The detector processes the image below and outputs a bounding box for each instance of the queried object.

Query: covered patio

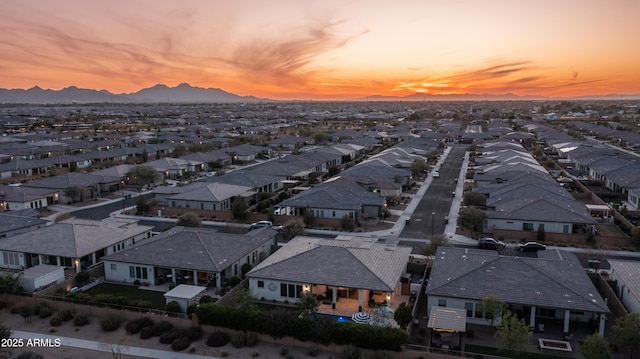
[427,307,466,353]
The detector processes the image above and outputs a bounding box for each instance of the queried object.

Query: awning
[427,307,466,333]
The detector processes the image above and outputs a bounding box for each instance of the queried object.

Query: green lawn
[465,344,573,359]
[84,283,166,309]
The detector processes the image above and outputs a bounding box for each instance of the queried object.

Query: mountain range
[0,83,264,104]
[0,83,638,103]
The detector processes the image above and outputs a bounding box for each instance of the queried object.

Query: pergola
[427,307,466,351]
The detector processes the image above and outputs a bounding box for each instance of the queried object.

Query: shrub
[126,317,154,335]
[100,316,122,332]
[231,331,246,348]
[39,307,52,319]
[199,295,213,304]
[341,346,362,359]
[245,331,257,347]
[14,351,44,359]
[165,300,181,313]
[308,346,319,357]
[136,300,153,309]
[185,326,203,341]
[139,326,156,340]
[171,337,191,351]
[251,350,260,357]
[155,320,174,334]
[73,313,90,327]
[61,309,74,322]
[49,313,63,327]
[207,331,230,347]
[125,322,140,335]
[160,328,186,344]
[280,345,290,356]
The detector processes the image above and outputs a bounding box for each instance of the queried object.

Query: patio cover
[163,284,206,300]
[427,307,466,333]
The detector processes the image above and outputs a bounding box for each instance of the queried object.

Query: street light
[431,212,435,236]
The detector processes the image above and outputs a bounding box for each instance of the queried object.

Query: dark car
[478,237,505,250]
[517,242,547,252]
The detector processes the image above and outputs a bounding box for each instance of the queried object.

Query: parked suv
[478,237,505,250]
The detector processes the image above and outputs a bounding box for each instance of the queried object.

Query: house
[0,185,58,210]
[0,217,153,272]
[166,182,255,211]
[608,260,640,314]
[22,172,122,202]
[0,159,52,179]
[0,212,48,238]
[247,236,412,312]
[426,247,610,335]
[102,226,276,289]
[277,177,386,222]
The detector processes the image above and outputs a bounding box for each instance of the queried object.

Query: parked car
[517,241,547,252]
[432,171,440,178]
[250,220,282,231]
[478,237,505,250]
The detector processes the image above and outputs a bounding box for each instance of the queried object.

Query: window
[523,222,534,231]
[438,299,446,307]
[257,281,264,288]
[465,302,474,317]
[2,252,20,266]
[536,308,556,318]
[110,263,116,271]
[280,283,303,298]
[129,265,148,280]
[563,225,570,234]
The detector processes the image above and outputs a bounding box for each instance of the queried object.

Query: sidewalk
[12,330,221,359]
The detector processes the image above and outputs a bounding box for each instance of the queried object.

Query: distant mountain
[127,83,263,103]
[0,83,266,104]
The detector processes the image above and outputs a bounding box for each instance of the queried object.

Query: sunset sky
[1,0,639,100]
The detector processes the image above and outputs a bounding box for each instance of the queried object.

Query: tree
[63,185,82,203]
[479,296,507,327]
[456,207,486,234]
[176,213,202,227]
[295,291,320,317]
[393,302,413,330]
[612,312,640,359]
[231,197,248,220]
[208,160,222,171]
[536,225,546,242]
[463,191,486,207]
[126,165,158,187]
[69,161,78,172]
[327,166,340,177]
[231,288,257,313]
[410,159,428,178]
[420,234,449,256]
[135,195,150,215]
[280,221,306,241]
[0,319,11,340]
[0,272,22,294]
[581,334,610,359]
[494,310,531,355]
[303,206,314,226]
[240,263,252,279]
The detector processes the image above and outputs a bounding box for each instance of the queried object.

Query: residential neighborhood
[1,100,640,358]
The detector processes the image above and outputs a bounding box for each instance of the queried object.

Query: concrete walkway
[12,330,221,359]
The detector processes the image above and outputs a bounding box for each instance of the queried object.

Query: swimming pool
[313,313,354,323]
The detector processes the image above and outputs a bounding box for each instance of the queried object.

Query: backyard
[83,283,167,309]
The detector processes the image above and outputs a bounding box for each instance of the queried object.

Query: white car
[250,220,282,231]
[432,171,440,178]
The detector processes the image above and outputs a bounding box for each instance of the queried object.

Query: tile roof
[426,247,609,313]
[247,236,412,292]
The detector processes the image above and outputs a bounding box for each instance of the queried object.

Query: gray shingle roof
[247,236,411,292]
[103,226,276,272]
[426,247,609,313]
[0,218,152,258]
